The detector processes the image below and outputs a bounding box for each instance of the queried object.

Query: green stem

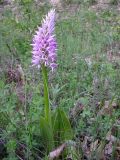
[41,65,54,151]
[42,64,51,122]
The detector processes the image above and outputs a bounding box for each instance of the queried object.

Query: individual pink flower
[31,9,57,71]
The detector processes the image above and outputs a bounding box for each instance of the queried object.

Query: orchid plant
[31,9,73,154]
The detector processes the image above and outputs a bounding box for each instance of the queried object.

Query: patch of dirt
[89,0,120,12]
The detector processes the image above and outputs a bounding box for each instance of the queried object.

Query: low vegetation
[0,0,120,159]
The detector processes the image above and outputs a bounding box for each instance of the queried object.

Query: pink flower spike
[31,9,57,71]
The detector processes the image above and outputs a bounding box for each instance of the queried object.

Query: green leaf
[40,117,54,152]
[52,108,73,146]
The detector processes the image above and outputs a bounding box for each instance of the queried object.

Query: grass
[0,0,120,159]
